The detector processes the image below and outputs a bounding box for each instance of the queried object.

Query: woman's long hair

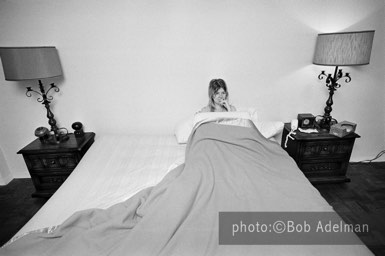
[208,79,228,112]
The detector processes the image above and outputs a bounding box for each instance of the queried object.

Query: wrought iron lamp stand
[26,80,68,143]
[317,66,351,131]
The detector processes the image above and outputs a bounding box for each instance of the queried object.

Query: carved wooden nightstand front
[18,132,95,197]
[281,123,359,184]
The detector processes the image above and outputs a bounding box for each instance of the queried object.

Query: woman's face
[213,88,227,105]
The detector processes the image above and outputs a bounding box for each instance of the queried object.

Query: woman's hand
[220,99,230,111]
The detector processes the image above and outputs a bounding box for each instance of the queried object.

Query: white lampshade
[0,46,62,81]
[313,30,375,66]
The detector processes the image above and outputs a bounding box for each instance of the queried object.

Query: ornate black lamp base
[317,66,351,132]
[39,133,69,145]
[27,79,68,144]
[35,126,69,144]
[47,133,69,144]
[316,116,338,132]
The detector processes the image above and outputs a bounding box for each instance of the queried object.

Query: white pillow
[255,121,284,139]
[236,107,282,139]
[236,107,258,123]
[174,116,194,144]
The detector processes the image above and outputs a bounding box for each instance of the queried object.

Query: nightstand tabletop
[18,132,96,154]
[283,123,360,140]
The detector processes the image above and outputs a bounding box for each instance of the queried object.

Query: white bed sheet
[16,134,186,236]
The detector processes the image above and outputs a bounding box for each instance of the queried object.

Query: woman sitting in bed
[199,78,236,112]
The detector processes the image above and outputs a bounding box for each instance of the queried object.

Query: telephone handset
[284,119,298,148]
[290,119,298,131]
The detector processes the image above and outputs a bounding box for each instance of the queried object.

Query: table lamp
[313,30,375,130]
[0,46,68,143]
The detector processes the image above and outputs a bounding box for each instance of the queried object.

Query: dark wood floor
[314,162,385,256]
[0,178,47,247]
[0,162,384,255]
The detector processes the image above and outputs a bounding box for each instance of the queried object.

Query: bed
[1,112,373,256]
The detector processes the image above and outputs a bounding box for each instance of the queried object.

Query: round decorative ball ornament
[71,122,83,131]
[34,127,50,138]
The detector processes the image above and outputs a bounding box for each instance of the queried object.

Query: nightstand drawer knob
[42,158,58,168]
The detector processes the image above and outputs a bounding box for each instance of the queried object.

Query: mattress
[16,134,186,236]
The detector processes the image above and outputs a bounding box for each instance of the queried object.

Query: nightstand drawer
[301,140,354,159]
[299,160,347,174]
[32,173,69,190]
[298,160,350,184]
[24,153,79,170]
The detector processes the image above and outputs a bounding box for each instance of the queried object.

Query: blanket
[1,122,372,255]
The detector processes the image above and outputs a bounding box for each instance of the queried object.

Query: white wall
[0,0,384,179]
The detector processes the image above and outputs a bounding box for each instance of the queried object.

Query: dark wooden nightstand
[18,132,95,198]
[281,123,359,184]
